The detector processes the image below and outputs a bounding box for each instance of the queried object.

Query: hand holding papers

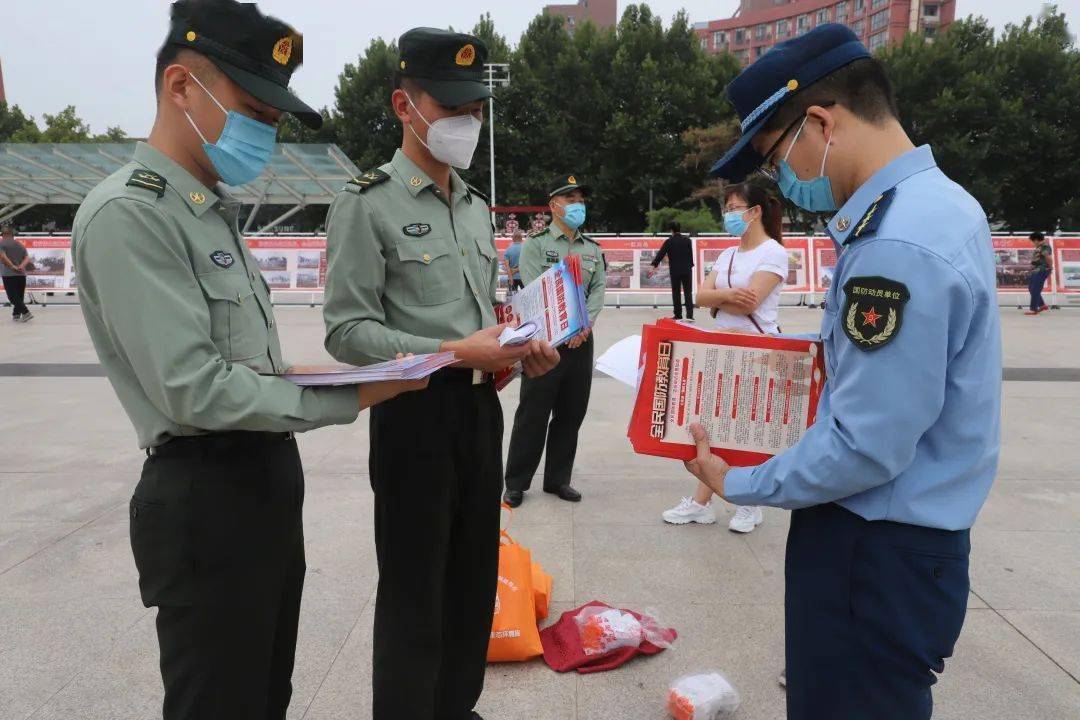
[499,322,540,347]
[627,320,826,467]
[500,255,590,347]
[278,352,458,386]
[493,255,589,389]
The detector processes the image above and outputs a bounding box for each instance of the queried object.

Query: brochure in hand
[494,255,590,390]
[277,352,458,386]
[628,321,826,467]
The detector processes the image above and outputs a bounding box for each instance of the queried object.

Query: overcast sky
[2,0,1072,136]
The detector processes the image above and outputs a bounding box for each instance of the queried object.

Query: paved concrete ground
[1,304,1078,720]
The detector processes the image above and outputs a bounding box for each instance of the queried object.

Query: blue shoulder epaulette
[849,187,895,242]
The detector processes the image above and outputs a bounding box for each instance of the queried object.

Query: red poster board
[695,237,812,294]
[1054,238,1080,294]
[992,236,1050,293]
[628,322,826,467]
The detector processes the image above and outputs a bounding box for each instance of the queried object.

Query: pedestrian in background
[1025,231,1052,315]
[0,224,33,322]
[504,229,525,291]
[648,220,695,321]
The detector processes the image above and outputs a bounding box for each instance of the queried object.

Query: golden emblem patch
[568,175,577,185]
[272,36,293,65]
[189,191,206,205]
[841,276,909,352]
[455,44,476,66]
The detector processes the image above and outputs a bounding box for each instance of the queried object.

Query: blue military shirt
[724,146,1002,531]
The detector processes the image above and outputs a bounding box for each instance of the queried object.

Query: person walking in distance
[648,220,695,321]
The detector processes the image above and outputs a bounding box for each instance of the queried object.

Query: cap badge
[568,175,577,185]
[400,60,407,70]
[409,176,423,187]
[273,36,293,66]
[185,31,197,42]
[455,44,476,67]
[189,191,206,205]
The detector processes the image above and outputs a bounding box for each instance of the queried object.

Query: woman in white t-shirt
[662,183,789,534]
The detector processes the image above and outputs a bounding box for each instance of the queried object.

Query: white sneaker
[662,497,717,525]
[728,505,763,533]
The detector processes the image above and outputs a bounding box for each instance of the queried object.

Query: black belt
[428,367,492,386]
[147,430,294,458]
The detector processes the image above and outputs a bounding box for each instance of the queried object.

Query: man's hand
[683,423,730,498]
[726,288,759,313]
[441,323,536,372]
[565,327,591,350]
[521,338,560,378]
[357,377,429,410]
[646,267,657,279]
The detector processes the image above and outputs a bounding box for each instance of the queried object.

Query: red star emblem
[861,306,882,328]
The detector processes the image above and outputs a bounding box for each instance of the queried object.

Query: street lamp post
[483,63,510,227]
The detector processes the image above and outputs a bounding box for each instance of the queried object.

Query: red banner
[696,237,812,294]
[1053,238,1080,294]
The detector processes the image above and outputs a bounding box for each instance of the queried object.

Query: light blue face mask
[185,72,277,187]
[776,116,837,213]
[560,202,587,230]
[723,209,750,237]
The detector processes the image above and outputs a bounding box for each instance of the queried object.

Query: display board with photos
[9,234,1069,297]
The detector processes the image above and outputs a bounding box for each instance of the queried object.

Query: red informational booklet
[628,322,826,467]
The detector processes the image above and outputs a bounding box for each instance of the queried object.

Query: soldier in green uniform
[71,3,423,718]
[503,175,606,507]
[322,28,560,720]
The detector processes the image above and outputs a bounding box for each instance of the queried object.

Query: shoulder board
[125,169,167,198]
[580,233,600,245]
[345,168,390,193]
[466,182,489,204]
[528,227,547,238]
[850,187,896,242]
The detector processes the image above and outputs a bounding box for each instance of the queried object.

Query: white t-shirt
[709,239,789,334]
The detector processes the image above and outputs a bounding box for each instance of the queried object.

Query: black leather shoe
[503,490,523,508]
[470,713,485,720]
[545,485,582,502]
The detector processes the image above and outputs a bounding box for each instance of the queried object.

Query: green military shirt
[520,224,606,324]
[323,149,498,365]
[72,142,359,449]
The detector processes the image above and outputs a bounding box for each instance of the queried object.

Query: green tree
[0,102,39,142]
[37,106,92,143]
[882,6,1079,230]
[93,126,128,142]
[331,38,403,171]
[646,204,722,233]
[276,110,338,144]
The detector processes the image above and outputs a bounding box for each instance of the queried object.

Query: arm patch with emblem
[346,168,390,193]
[841,276,909,351]
[126,170,167,198]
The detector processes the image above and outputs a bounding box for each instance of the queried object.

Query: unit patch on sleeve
[841,276,909,351]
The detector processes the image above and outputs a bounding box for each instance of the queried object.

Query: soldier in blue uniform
[683,24,1002,720]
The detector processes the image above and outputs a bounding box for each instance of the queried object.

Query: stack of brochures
[278,352,458,386]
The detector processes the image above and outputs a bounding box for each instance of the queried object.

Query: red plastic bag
[540,601,677,674]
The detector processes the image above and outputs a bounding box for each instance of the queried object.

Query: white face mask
[406,94,482,169]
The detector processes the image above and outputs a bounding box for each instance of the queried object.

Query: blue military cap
[709,23,871,181]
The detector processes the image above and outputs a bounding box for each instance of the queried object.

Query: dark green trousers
[505,336,594,491]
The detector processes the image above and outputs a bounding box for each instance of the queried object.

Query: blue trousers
[1028,269,1049,311]
[785,503,970,720]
